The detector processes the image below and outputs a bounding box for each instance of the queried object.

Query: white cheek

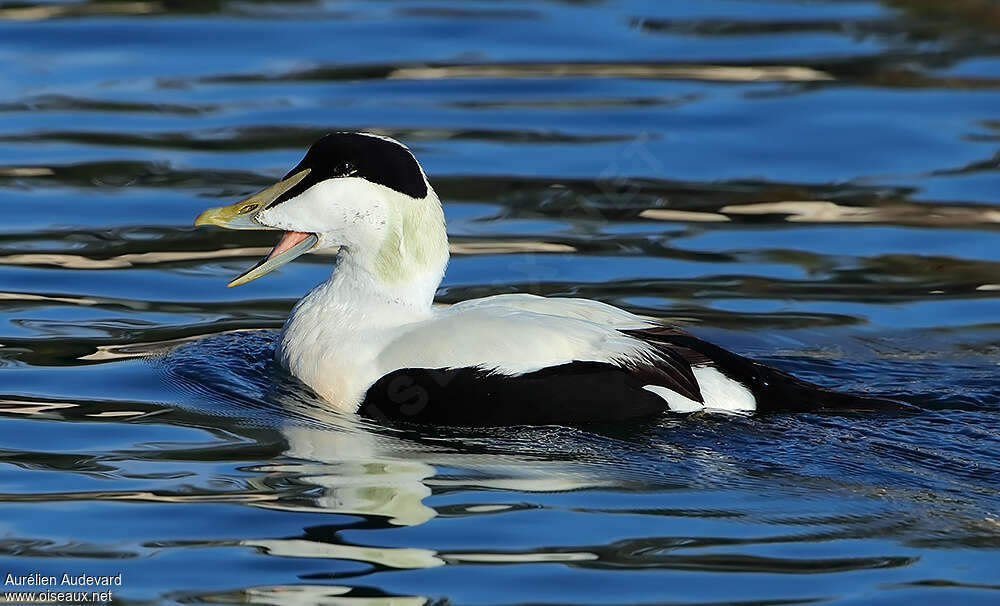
[257,178,391,245]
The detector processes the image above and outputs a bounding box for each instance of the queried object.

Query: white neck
[332,187,449,313]
[275,188,449,406]
[297,189,450,322]
[323,242,447,315]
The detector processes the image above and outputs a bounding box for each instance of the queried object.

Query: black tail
[630,328,908,413]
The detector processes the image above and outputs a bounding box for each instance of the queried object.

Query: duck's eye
[336,161,356,176]
[237,203,259,215]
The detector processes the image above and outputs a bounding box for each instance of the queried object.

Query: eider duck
[195,132,899,425]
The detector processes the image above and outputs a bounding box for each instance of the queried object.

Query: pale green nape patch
[373,196,447,284]
[374,206,405,283]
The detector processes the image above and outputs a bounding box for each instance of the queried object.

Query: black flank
[268,132,428,207]
[359,362,679,426]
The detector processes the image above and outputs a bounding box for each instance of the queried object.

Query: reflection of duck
[195,132,898,424]
[262,418,631,527]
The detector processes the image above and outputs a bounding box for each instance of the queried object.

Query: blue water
[1,0,999,604]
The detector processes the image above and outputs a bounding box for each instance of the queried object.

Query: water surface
[1,0,999,604]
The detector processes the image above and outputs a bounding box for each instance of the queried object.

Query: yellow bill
[194,168,319,287]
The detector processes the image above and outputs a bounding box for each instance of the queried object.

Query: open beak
[194,168,318,287]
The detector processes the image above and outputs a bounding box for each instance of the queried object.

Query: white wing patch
[644,385,704,413]
[644,366,756,413]
[374,300,656,378]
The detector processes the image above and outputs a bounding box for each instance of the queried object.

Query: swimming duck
[195,132,898,425]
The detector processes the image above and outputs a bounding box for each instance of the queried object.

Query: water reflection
[255,424,438,527]
[191,584,428,606]
[0,1,158,20]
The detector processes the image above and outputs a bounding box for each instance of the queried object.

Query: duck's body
[196,132,900,425]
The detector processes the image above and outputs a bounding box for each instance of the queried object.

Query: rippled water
[1,0,999,604]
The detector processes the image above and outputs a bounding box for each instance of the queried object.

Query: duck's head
[195,132,439,287]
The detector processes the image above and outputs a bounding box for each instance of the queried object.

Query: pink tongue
[268,231,312,258]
